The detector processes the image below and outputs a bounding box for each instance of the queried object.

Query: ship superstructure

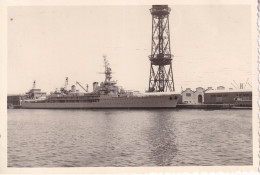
[21,57,180,109]
[24,81,47,100]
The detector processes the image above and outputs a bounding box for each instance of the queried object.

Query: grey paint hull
[21,95,179,109]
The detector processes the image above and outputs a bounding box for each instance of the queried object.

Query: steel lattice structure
[148,5,175,92]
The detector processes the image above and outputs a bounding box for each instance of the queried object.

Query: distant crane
[76,81,88,92]
[247,82,252,88]
[244,78,253,89]
[231,79,252,90]
[233,80,239,89]
[231,82,237,89]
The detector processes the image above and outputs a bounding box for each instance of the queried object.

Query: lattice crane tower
[148,5,175,92]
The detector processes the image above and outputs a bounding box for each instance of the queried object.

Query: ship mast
[103,55,112,83]
[32,80,36,89]
[64,77,68,90]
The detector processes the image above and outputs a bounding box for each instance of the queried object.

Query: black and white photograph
[0,0,258,173]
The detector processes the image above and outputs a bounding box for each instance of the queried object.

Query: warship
[21,57,180,109]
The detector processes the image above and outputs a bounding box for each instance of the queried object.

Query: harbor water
[8,109,252,167]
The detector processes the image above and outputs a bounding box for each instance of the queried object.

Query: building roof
[182,88,194,93]
[205,89,252,94]
[136,91,181,96]
[7,94,26,97]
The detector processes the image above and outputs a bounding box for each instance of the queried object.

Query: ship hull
[21,95,180,109]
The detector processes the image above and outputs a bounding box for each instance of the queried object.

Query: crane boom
[231,82,237,89]
[233,80,239,89]
[76,81,88,92]
[244,78,249,89]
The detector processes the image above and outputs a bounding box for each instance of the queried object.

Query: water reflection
[8,109,252,167]
[146,110,177,166]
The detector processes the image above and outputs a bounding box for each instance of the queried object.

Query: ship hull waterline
[21,95,180,109]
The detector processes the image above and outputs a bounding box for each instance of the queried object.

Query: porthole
[169,97,172,100]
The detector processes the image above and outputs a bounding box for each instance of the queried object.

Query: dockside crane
[231,82,237,89]
[244,78,252,89]
[233,80,239,89]
[247,82,252,88]
[76,81,88,92]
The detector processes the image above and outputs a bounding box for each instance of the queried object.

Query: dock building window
[186,93,191,97]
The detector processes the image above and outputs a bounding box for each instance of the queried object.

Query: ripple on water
[8,109,252,167]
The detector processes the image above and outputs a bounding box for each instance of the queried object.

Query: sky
[7,5,252,94]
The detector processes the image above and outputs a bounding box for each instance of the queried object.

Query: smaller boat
[233,97,252,109]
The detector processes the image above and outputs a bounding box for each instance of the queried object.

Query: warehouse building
[7,94,25,108]
[181,85,252,107]
[204,89,252,106]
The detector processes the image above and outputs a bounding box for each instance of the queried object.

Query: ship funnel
[71,85,76,92]
[93,82,99,92]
